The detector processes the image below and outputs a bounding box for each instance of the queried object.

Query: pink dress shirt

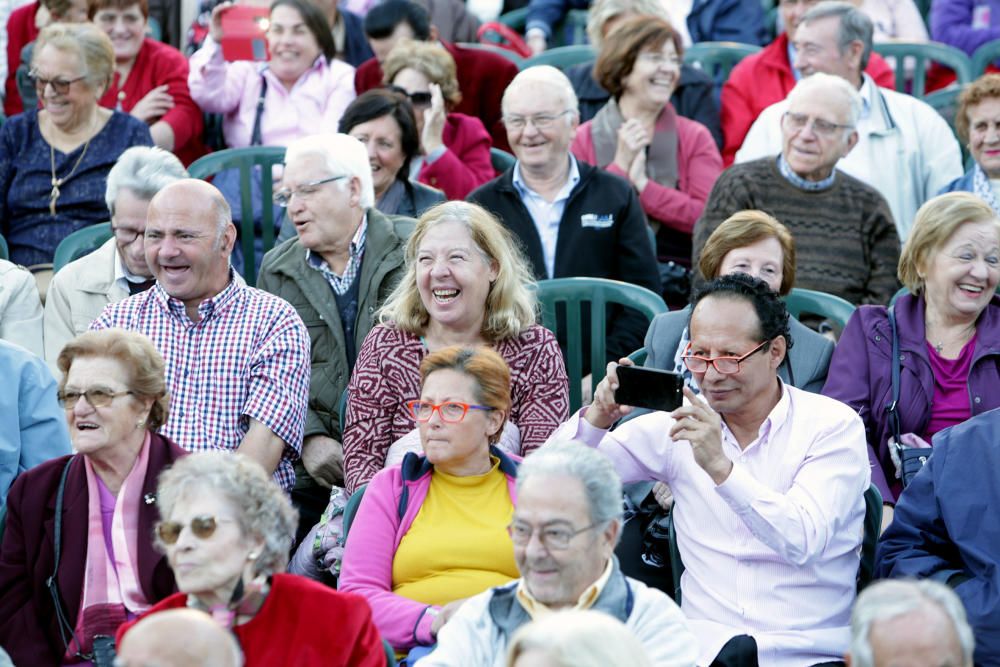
[550,382,870,667]
[188,36,356,149]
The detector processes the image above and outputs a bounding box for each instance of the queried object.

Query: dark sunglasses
[155,515,235,545]
[385,84,432,108]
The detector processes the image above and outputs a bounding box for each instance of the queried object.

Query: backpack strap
[46,456,90,660]
[250,72,267,147]
[885,305,903,445]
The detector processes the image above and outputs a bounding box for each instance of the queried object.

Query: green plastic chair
[536,277,668,413]
[873,41,973,98]
[53,223,113,273]
[188,146,287,286]
[384,639,398,667]
[497,7,589,46]
[0,233,8,261]
[490,147,516,175]
[683,41,762,81]
[972,38,1000,76]
[455,42,525,68]
[522,44,596,71]
[667,484,882,605]
[146,16,162,41]
[784,287,856,331]
[923,86,972,166]
[627,347,648,366]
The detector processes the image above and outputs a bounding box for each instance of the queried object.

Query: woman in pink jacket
[382,40,495,200]
[338,346,520,662]
[572,15,722,268]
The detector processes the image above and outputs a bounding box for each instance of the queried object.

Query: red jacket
[3,1,39,117]
[355,40,518,151]
[97,38,206,165]
[117,573,387,667]
[418,112,494,199]
[720,32,896,165]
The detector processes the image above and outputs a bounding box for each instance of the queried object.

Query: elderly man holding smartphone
[547,272,870,667]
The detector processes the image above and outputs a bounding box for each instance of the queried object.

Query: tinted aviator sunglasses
[385,84,432,108]
[156,515,236,544]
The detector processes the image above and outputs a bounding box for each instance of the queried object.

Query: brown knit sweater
[692,157,901,305]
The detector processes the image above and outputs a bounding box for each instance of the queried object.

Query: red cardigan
[3,1,39,117]
[720,32,896,165]
[98,38,206,165]
[355,41,518,151]
[117,573,387,667]
[571,108,722,237]
[418,112,494,199]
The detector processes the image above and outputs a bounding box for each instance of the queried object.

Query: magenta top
[925,335,977,438]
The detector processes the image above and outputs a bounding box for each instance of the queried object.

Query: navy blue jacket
[341,9,374,68]
[876,409,1000,666]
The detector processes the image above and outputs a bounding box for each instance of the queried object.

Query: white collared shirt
[511,156,580,279]
[550,382,871,667]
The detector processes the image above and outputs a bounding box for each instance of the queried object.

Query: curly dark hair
[688,272,794,351]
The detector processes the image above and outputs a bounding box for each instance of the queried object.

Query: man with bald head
[117,608,244,667]
[693,72,900,305]
[91,179,311,490]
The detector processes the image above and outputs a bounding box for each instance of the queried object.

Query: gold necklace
[48,114,98,216]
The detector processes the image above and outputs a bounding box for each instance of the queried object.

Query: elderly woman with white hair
[845,580,974,667]
[258,132,413,529]
[506,610,654,667]
[44,145,188,364]
[116,451,385,667]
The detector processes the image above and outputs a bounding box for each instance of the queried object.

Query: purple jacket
[822,293,1000,502]
[338,448,519,650]
[931,0,1000,56]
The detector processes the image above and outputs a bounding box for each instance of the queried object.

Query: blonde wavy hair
[382,40,462,108]
[378,201,538,341]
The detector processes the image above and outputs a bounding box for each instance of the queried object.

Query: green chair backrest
[858,484,883,592]
[784,287,856,331]
[384,639,397,667]
[146,16,162,41]
[972,38,1000,76]
[0,233,8,261]
[490,147,516,175]
[188,146,287,286]
[683,41,762,81]
[522,44,596,71]
[536,277,668,413]
[923,86,972,166]
[455,42,526,68]
[873,41,973,98]
[627,347,647,366]
[341,483,368,540]
[53,223,113,273]
[497,7,589,46]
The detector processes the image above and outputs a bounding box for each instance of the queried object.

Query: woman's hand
[421,83,447,155]
[586,358,636,430]
[652,481,674,510]
[209,2,234,43]
[430,598,468,637]
[629,150,649,193]
[880,504,894,535]
[129,85,174,123]
[612,118,650,174]
[669,387,732,484]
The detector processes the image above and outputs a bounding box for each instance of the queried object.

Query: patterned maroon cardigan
[342,324,569,493]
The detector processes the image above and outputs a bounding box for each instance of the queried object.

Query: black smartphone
[614,365,684,412]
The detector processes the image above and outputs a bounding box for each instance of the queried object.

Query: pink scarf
[67,432,153,659]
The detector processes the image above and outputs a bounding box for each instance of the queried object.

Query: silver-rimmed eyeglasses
[273,175,346,207]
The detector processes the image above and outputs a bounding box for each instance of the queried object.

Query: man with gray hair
[257,133,413,519]
[469,65,660,368]
[421,440,698,667]
[44,146,188,364]
[91,179,310,491]
[736,1,962,241]
[845,580,974,667]
[694,71,901,305]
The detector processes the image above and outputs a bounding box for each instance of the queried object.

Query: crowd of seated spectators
[5,0,1000,665]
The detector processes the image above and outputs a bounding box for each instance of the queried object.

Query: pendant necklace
[49,115,98,216]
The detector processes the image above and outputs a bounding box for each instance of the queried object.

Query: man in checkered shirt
[91,179,310,490]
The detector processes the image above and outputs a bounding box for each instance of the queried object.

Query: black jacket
[468,161,661,366]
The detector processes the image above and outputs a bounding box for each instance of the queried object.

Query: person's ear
[769,335,787,370]
[428,24,439,42]
[348,176,362,208]
[602,519,621,552]
[486,408,504,441]
[843,129,859,156]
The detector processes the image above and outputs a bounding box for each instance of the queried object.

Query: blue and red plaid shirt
[91,274,310,490]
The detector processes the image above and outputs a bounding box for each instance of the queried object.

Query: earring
[135,418,146,429]
[248,552,260,561]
